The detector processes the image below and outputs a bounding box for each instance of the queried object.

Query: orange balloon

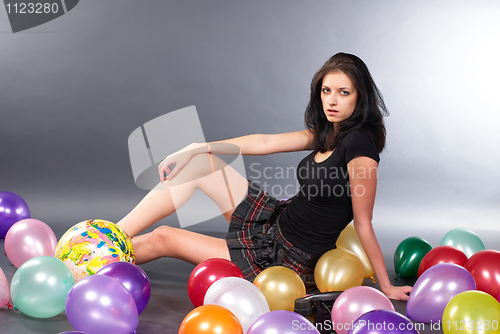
[179,304,243,334]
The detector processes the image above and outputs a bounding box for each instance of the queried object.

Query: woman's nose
[329,95,337,106]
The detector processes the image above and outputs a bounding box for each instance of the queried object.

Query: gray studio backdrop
[1,0,499,256]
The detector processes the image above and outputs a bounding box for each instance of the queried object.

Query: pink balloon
[331,286,395,334]
[4,219,57,268]
[0,268,10,307]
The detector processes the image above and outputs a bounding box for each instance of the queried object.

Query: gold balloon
[442,290,500,334]
[336,222,375,280]
[253,266,306,311]
[314,248,364,292]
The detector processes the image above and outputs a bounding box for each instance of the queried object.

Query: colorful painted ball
[54,219,135,281]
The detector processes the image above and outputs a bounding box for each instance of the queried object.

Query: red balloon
[417,245,467,277]
[187,258,244,307]
[464,249,500,302]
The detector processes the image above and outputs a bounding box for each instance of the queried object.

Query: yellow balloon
[55,219,135,282]
[314,248,364,292]
[442,290,500,334]
[336,222,374,280]
[253,266,306,311]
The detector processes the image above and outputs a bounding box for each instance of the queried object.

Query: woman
[117,53,412,301]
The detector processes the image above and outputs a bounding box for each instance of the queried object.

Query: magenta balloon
[348,309,419,334]
[0,191,30,238]
[96,262,151,314]
[406,263,476,323]
[66,275,138,334]
[4,219,58,268]
[247,310,320,334]
[331,286,395,334]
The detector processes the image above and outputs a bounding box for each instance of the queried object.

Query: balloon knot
[371,276,377,284]
[7,303,13,310]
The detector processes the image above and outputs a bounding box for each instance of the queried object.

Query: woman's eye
[340,90,349,96]
[322,88,330,93]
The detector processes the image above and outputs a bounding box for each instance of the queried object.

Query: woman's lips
[327,109,339,115]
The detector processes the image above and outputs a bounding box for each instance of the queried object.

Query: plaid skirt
[225,181,319,291]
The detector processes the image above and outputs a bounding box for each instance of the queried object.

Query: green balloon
[440,228,485,258]
[394,237,432,278]
[10,256,75,318]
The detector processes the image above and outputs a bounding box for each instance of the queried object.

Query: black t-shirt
[279,130,380,256]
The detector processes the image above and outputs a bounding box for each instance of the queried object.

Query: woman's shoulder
[340,129,380,163]
[342,129,374,145]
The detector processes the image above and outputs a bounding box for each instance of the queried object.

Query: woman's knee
[149,225,188,257]
[150,225,174,245]
[171,153,215,185]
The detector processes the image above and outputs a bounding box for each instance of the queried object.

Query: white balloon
[204,277,270,333]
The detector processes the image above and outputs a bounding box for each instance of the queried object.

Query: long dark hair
[304,53,388,153]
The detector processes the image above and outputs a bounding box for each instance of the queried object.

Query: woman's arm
[159,129,313,181]
[207,129,314,155]
[348,156,412,301]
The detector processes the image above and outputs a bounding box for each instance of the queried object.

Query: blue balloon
[440,228,485,258]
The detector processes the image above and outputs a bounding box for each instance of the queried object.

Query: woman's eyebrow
[322,85,352,90]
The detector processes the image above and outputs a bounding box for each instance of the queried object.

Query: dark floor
[0,226,440,334]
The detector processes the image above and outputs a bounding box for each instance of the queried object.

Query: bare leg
[117,153,249,264]
[132,226,231,265]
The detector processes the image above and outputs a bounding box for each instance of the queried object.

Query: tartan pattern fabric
[226,181,318,291]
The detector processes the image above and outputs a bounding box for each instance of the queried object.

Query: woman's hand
[158,143,204,182]
[381,284,412,301]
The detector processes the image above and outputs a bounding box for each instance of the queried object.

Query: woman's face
[321,71,358,126]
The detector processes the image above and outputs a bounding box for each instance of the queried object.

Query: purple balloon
[0,191,30,238]
[348,310,418,334]
[66,275,138,334]
[247,310,320,334]
[96,262,151,314]
[58,332,88,334]
[406,263,476,323]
